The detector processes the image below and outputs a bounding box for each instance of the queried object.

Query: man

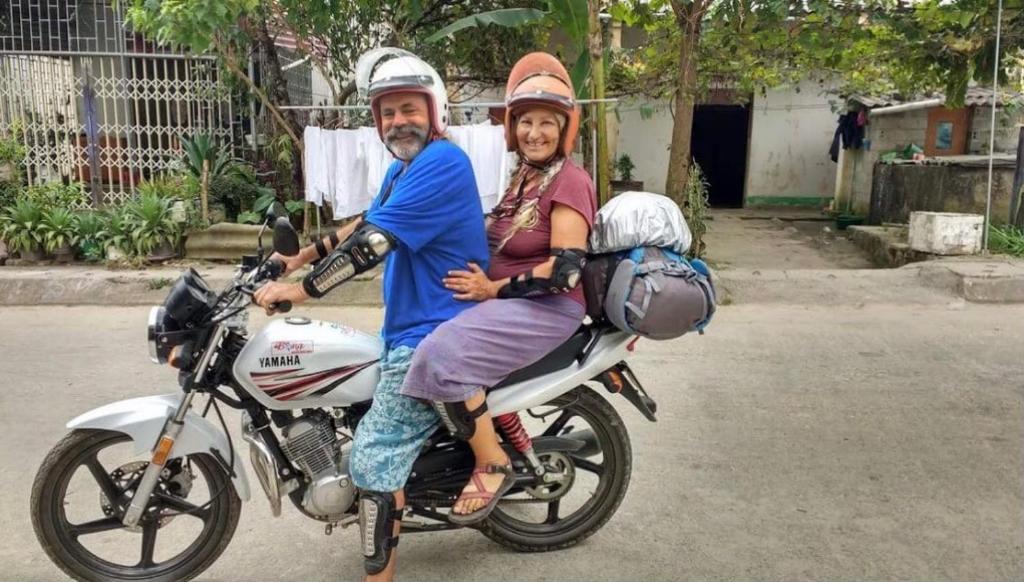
[254,50,489,582]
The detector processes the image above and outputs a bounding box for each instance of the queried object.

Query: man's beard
[385,125,429,160]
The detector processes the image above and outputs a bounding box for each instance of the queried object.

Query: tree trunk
[255,16,301,141]
[589,0,611,205]
[664,4,704,208]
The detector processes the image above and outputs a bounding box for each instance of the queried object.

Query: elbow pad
[497,247,587,299]
[302,223,395,298]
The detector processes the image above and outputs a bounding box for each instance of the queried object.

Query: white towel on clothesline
[304,124,511,219]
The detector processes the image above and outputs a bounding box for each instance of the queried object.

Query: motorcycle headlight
[147,306,180,364]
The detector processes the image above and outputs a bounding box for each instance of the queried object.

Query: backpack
[583,247,716,340]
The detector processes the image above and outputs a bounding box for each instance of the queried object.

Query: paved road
[1,303,1021,581]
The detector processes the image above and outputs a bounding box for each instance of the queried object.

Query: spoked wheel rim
[47,433,228,579]
[488,389,627,538]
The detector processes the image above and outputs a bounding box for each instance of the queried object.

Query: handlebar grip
[261,259,285,281]
[269,300,292,314]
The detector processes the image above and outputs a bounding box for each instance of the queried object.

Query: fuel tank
[233,317,381,410]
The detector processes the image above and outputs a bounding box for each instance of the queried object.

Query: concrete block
[908,212,983,255]
[185,223,263,260]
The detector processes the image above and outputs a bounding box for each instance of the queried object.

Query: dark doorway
[690,105,750,208]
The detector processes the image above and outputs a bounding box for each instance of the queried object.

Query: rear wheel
[30,429,241,582]
[481,386,632,551]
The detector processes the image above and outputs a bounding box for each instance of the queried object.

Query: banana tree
[427,1,592,97]
[428,0,612,199]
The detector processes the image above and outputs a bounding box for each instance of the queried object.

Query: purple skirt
[400,295,586,402]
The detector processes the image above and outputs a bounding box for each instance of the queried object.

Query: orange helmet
[504,52,580,158]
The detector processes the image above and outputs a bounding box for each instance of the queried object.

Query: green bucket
[835,215,866,230]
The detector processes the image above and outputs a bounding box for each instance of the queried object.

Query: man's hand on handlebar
[268,251,308,278]
[254,281,310,315]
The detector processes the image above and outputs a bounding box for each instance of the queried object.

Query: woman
[401,52,596,524]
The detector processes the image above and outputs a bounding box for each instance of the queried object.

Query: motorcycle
[30,209,658,582]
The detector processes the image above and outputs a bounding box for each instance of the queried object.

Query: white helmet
[355,48,449,140]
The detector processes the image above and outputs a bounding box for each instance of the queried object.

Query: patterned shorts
[349,345,441,492]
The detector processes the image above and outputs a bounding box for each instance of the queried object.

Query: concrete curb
[2,259,1023,307]
[0,266,383,307]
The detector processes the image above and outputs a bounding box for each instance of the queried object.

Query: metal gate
[0,0,235,205]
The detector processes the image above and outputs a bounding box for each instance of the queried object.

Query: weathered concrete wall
[839,109,930,215]
[967,106,1021,154]
[868,163,1013,225]
[838,106,1022,216]
[744,78,838,205]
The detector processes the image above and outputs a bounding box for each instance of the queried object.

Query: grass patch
[989,225,1024,257]
[146,277,174,291]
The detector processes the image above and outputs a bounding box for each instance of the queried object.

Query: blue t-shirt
[365,140,490,350]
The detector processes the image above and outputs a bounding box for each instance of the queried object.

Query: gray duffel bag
[584,246,716,340]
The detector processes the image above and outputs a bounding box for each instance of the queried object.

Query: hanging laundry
[829,112,866,163]
[303,126,328,205]
[447,124,511,213]
[303,124,510,218]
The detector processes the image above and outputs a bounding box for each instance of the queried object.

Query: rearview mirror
[272,217,301,257]
[265,201,288,224]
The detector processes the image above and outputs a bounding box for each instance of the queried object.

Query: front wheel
[30,429,241,582]
[482,386,632,552]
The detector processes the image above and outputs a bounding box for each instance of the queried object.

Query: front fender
[68,394,251,501]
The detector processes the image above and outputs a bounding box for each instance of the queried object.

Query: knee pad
[432,399,488,441]
[359,490,402,575]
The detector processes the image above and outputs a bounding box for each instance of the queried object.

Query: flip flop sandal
[448,463,516,526]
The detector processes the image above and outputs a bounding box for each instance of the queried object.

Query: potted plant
[75,211,107,262]
[611,154,644,193]
[103,206,133,261]
[0,197,45,261]
[41,207,79,263]
[128,192,180,261]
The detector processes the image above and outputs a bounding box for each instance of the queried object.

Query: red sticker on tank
[271,340,314,355]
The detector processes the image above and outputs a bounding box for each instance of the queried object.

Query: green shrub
[75,211,108,261]
[102,206,134,256]
[136,175,184,200]
[125,193,180,256]
[40,207,79,252]
[25,181,89,210]
[615,154,635,182]
[683,162,710,259]
[0,180,22,210]
[0,197,44,252]
[0,135,25,165]
[989,224,1024,257]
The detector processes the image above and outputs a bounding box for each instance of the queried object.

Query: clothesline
[304,123,512,220]
[280,98,619,111]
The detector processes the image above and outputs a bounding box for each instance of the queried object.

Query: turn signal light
[604,369,624,393]
[168,345,183,369]
[151,436,175,466]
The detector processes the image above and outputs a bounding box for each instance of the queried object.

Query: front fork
[121,391,197,527]
[122,325,225,528]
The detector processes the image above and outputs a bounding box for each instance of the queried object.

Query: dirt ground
[703,209,875,270]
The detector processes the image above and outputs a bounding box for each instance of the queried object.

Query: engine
[281,411,356,520]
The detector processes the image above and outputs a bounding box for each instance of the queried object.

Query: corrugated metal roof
[848,87,1022,110]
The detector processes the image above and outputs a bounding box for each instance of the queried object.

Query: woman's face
[516,108,563,162]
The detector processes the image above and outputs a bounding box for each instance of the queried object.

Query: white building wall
[613,79,838,203]
[612,98,674,193]
[744,78,839,204]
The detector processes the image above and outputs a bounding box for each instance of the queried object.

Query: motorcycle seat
[491,325,595,390]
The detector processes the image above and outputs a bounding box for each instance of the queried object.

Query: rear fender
[67,394,251,501]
